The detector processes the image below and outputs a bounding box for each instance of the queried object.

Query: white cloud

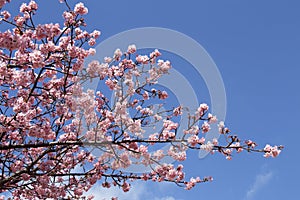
[244,171,273,200]
[85,182,177,200]
[86,182,146,200]
[154,197,176,200]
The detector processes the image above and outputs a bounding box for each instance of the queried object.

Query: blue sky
[2,0,300,199]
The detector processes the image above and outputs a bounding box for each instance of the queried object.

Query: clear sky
[2,0,300,200]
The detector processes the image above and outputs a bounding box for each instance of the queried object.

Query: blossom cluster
[0,1,282,199]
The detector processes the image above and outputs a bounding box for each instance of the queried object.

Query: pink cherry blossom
[114,48,122,61]
[1,10,10,19]
[105,79,118,90]
[200,141,214,152]
[154,114,163,121]
[127,44,137,54]
[208,113,217,123]
[88,38,96,46]
[163,119,178,130]
[185,177,201,190]
[74,2,88,15]
[218,121,230,134]
[173,106,183,116]
[104,56,113,63]
[196,103,209,117]
[91,30,101,38]
[157,59,171,73]
[158,90,168,99]
[264,144,282,158]
[136,55,149,64]
[0,0,10,9]
[212,138,218,146]
[201,121,210,133]
[150,49,162,58]
[187,135,200,147]
[142,91,149,100]
[122,182,130,192]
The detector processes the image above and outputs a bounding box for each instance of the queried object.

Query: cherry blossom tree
[0,1,283,199]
